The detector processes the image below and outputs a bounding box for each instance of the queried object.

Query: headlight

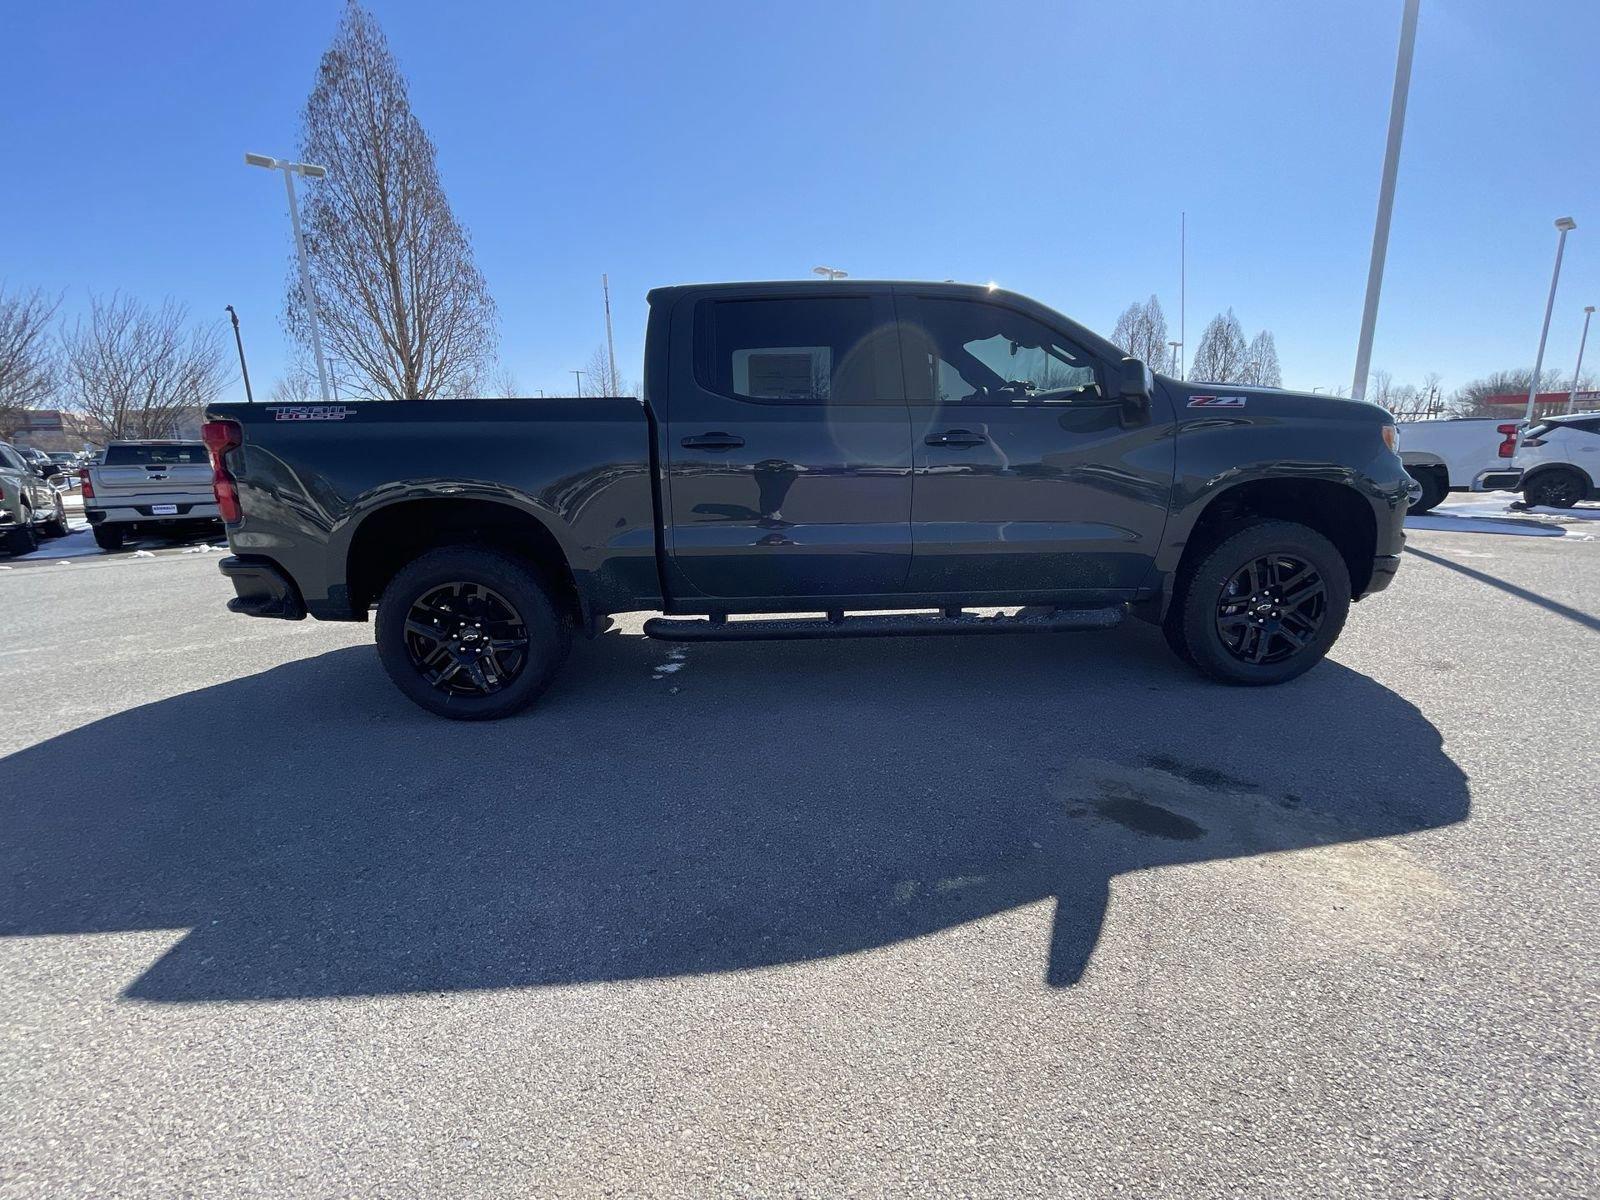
[1381,425,1400,453]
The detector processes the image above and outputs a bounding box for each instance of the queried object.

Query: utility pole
[1350,0,1421,402]
[1179,211,1186,380]
[602,274,619,397]
[225,305,255,403]
[1566,305,1595,414]
[572,369,584,397]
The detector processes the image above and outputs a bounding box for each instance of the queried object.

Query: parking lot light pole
[1351,0,1421,402]
[1167,341,1181,376]
[225,305,254,403]
[1566,305,1595,414]
[1524,217,1577,426]
[245,152,332,404]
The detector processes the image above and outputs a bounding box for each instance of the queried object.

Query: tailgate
[92,445,215,504]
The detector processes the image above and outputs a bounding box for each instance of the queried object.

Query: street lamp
[1523,216,1577,426]
[1167,340,1181,376]
[1567,304,1596,414]
[224,305,254,403]
[812,266,848,281]
[245,152,332,403]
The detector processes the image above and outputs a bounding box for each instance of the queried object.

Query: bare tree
[487,364,521,398]
[1190,309,1248,383]
[582,344,630,397]
[1243,330,1282,387]
[1448,367,1564,417]
[59,294,230,441]
[292,2,497,400]
[1110,295,1169,368]
[268,360,318,404]
[0,284,61,438]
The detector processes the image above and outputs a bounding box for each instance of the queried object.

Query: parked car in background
[1394,416,1524,512]
[1511,412,1600,507]
[80,440,222,551]
[0,440,70,555]
[16,445,64,479]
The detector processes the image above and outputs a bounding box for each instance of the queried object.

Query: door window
[694,297,897,404]
[903,298,1102,405]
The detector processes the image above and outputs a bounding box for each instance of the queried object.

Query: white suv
[1513,413,1600,508]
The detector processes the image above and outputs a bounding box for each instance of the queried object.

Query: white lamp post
[1567,305,1595,414]
[1351,0,1421,402]
[246,152,332,403]
[1523,217,1577,426]
[1167,340,1181,376]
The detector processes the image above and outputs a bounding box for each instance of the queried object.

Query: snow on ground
[1408,493,1600,539]
[1,520,226,567]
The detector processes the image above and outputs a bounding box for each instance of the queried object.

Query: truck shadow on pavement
[0,623,1470,1001]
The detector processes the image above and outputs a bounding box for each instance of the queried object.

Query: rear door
[94,443,215,510]
[662,289,913,600]
[896,290,1174,598]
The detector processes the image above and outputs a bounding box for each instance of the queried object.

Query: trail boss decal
[1187,395,1247,408]
[271,405,356,421]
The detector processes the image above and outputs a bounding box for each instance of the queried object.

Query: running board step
[643,606,1124,643]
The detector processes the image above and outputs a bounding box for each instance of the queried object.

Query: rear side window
[105,443,209,466]
[694,297,897,403]
[1566,418,1600,436]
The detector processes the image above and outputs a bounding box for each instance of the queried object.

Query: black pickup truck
[206,281,1412,719]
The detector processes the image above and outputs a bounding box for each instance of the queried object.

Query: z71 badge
[1187,395,1247,408]
[271,405,355,421]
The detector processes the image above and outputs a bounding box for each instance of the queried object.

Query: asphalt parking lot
[2,512,1597,1197]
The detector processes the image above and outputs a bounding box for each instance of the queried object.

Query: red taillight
[202,419,244,523]
[78,467,93,499]
[1496,424,1519,458]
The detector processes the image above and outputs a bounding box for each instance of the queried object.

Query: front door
[663,289,913,601]
[896,291,1174,597]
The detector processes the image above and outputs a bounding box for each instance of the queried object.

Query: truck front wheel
[375,546,571,720]
[1165,519,1351,686]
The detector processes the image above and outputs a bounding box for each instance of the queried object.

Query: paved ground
[2,513,1597,1197]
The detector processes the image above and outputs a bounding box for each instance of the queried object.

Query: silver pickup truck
[82,440,222,550]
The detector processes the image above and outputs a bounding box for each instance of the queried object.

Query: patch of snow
[1405,514,1564,537]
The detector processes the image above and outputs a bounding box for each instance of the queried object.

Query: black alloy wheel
[1213,553,1326,666]
[403,580,531,696]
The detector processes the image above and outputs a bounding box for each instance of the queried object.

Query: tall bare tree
[1243,330,1282,387]
[293,2,497,400]
[59,294,229,440]
[581,344,630,397]
[1448,367,1564,416]
[1190,309,1248,383]
[0,284,61,438]
[1110,295,1170,369]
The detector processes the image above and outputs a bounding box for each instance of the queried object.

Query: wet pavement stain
[1142,754,1260,793]
[1090,794,1206,841]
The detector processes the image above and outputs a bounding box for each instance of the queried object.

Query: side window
[1568,418,1600,436]
[902,298,1103,405]
[0,445,26,471]
[695,297,897,404]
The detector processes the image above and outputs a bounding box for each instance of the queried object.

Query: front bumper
[1365,553,1402,595]
[219,555,307,620]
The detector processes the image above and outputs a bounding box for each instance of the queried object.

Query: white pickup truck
[80,440,223,550]
[1395,417,1523,513]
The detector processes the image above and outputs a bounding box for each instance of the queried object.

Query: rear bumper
[219,555,307,620]
[87,501,222,529]
[1472,469,1522,492]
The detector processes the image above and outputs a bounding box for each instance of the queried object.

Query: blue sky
[4,0,1598,401]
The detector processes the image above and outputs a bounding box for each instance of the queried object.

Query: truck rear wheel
[92,525,124,551]
[1165,519,1351,686]
[1405,466,1446,514]
[375,546,571,721]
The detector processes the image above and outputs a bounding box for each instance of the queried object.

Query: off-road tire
[92,525,124,551]
[376,546,571,721]
[1167,519,1351,686]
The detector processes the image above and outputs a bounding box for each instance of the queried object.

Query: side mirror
[1118,356,1151,420]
